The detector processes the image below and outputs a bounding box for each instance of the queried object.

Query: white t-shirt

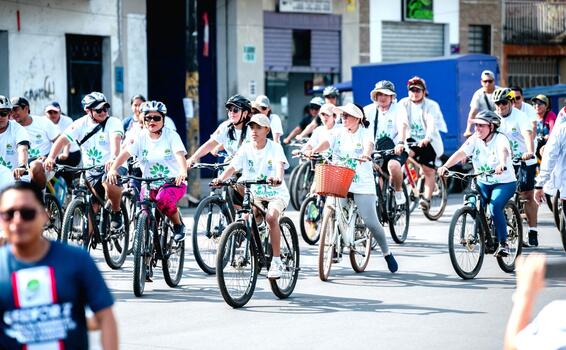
[230,140,290,204]
[127,127,187,188]
[365,102,409,144]
[49,115,79,153]
[64,115,124,166]
[326,126,376,195]
[23,116,59,159]
[211,121,250,157]
[519,102,537,125]
[0,163,14,190]
[516,300,566,350]
[460,133,516,185]
[0,120,30,170]
[268,113,284,138]
[499,108,537,166]
[470,87,499,112]
[305,124,339,153]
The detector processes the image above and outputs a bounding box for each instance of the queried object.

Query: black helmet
[225,94,252,112]
[472,110,501,129]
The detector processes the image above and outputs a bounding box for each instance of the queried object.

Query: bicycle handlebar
[54,164,104,173]
[191,162,231,170]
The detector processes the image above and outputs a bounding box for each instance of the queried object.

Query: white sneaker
[267,259,284,279]
[394,191,406,205]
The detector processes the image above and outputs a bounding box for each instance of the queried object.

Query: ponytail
[354,103,370,128]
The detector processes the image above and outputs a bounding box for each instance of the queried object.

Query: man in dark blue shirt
[0,181,118,349]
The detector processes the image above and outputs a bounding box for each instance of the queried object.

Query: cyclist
[44,92,125,230]
[464,70,499,136]
[10,97,60,189]
[493,88,538,246]
[254,95,283,143]
[107,101,188,242]
[306,103,399,273]
[399,77,444,210]
[44,101,81,169]
[322,86,339,106]
[123,94,177,134]
[510,86,537,133]
[186,94,251,167]
[211,114,290,279]
[283,96,324,144]
[364,80,409,205]
[300,103,337,155]
[0,96,29,181]
[532,94,556,159]
[438,110,516,256]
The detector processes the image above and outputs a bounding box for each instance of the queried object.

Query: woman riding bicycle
[438,110,516,256]
[306,103,398,273]
[107,101,188,242]
[299,103,337,156]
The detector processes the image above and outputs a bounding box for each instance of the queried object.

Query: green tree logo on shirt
[477,164,493,173]
[29,148,40,159]
[411,123,425,138]
[141,149,148,162]
[150,163,170,177]
[86,147,103,164]
[378,131,390,139]
[0,156,12,169]
[509,140,519,154]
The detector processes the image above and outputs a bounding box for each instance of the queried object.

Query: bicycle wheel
[43,193,62,241]
[294,162,313,210]
[122,191,137,255]
[407,182,419,213]
[553,191,561,231]
[349,213,372,272]
[318,207,337,281]
[497,201,523,273]
[388,183,410,244]
[288,165,300,210]
[162,219,185,287]
[560,206,566,252]
[133,211,150,297]
[192,196,231,275]
[216,222,258,308]
[448,206,484,279]
[101,202,130,270]
[61,198,89,250]
[423,174,448,221]
[270,216,300,299]
[298,195,323,245]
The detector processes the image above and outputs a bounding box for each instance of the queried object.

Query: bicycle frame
[464,180,498,254]
[326,195,357,256]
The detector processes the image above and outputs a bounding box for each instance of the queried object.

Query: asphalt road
[90,194,566,350]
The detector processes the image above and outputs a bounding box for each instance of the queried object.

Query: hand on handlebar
[394,144,404,155]
[107,169,119,185]
[522,152,534,161]
[437,165,449,177]
[495,163,506,175]
[44,157,56,172]
[267,177,282,186]
[175,173,187,186]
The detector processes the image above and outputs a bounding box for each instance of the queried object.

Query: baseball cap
[45,101,61,113]
[255,95,270,108]
[333,103,364,119]
[481,70,495,80]
[532,94,549,106]
[10,96,29,109]
[319,103,335,117]
[248,114,271,128]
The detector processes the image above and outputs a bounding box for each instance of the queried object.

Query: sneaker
[384,253,398,273]
[394,191,406,205]
[419,198,430,210]
[495,242,510,257]
[268,259,284,279]
[110,211,123,231]
[521,241,530,248]
[528,230,538,247]
[173,224,186,242]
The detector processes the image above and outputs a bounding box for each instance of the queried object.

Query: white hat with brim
[248,114,271,128]
[45,105,60,112]
[333,103,364,119]
[319,103,335,116]
[371,88,396,102]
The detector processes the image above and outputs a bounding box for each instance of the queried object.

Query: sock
[529,227,538,233]
[272,256,281,264]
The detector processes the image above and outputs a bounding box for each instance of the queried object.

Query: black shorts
[55,150,81,167]
[408,138,437,169]
[375,137,408,169]
[513,163,537,192]
[86,166,127,200]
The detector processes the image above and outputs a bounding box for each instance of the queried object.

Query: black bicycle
[444,170,523,279]
[215,178,299,308]
[59,164,130,270]
[295,151,326,245]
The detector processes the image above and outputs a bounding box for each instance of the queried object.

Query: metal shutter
[311,30,340,72]
[264,28,292,72]
[382,21,445,62]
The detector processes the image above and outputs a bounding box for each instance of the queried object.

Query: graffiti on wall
[23,76,55,103]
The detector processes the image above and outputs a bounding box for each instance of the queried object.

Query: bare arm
[174,151,188,186]
[522,129,534,157]
[95,307,119,350]
[310,140,330,155]
[187,138,220,166]
[297,120,318,139]
[284,126,302,144]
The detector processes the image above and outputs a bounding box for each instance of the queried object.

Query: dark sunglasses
[482,79,494,83]
[514,96,522,101]
[144,115,163,122]
[0,111,10,117]
[94,107,108,114]
[259,106,269,111]
[495,100,509,106]
[226,106,241,113]
[0,207,38,221]
[409,87,423,93]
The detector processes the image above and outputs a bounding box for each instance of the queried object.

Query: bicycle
[295,151,326,245]
[444,170,523,279]
[215,178,299,308]
[123,175,186,297]
[190,160,233,275]
[58,164,130,270]
[287,139,308,210]
[403,158,421,213]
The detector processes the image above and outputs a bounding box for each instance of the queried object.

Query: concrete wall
[0,0,147,118]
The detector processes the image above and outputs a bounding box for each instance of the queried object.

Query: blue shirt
[0,241,114,349]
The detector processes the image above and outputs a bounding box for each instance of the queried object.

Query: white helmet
[0,95,12,110]
[141,100,167,115]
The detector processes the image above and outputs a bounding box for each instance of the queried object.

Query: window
[468,25,491,54]
[292,30,311,66]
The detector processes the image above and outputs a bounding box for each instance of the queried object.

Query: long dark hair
[354,103,370,128]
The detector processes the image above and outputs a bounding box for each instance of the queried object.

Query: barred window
[468,25,491,54]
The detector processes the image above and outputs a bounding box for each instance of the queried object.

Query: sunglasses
[341,113,355,120]
[94,107,108,114]
[226,106,241,113]
[259,106,269,111]
[514,96,522,101]
[409,87,423,93]
[495,100,510,106]
[482,79,494,84]
[0,207,38,221]
[144,115,163,122]
[0,111,10,117]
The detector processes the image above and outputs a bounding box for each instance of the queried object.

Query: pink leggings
[141,183,187,218]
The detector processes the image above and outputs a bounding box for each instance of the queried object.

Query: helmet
[407,76,427,91]
[81,92,110,110]
[225,94,252,112]
[492,88,514,103]
[141,100,167,115]
[473,110,501,129]
[309,96,324,108]
[323,86,339,98]
[0,95,12,110]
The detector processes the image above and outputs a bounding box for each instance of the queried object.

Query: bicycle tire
[448,206,484,279]
[192,196,231,275]
[497,201,523,273]
[388,183,410,244]
[216,222,258,308]
[133,211,150,297]
[349,213,371,272]
[270,216,300,299]
[298,195,323,245]
[423,174,448,221]
[121,191,137,255]
[43,193,63,241]
[101,202,130,270]
[294,161,313,210]
[553,191,561,231]
[162,218,185,287]
[61,198,89,250]
[288,165,300,210]
[318,207,336,281]
[560,206,566,252]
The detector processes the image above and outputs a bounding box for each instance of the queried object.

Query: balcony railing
[504,0,566,44]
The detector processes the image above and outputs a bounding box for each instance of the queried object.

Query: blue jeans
[476,181,517,243]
